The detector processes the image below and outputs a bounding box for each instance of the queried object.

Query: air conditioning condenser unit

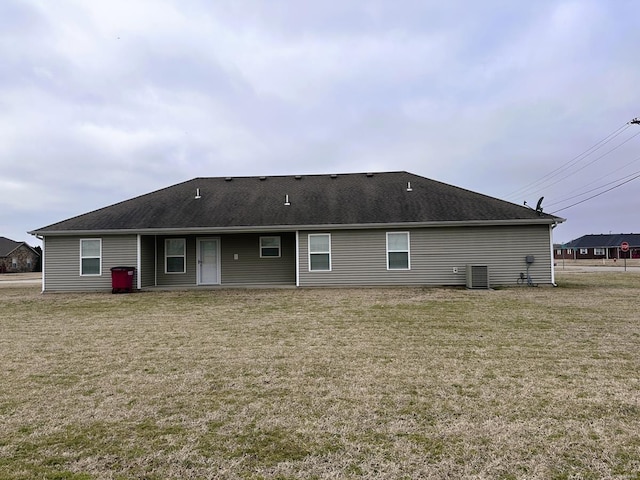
[466,264,490,289]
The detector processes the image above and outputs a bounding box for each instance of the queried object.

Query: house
[554,234,640,260]
[0,237,40,273]
[29,171,564,292]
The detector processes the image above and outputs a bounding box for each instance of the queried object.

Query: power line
[505,122,631,200]
[546,168,640,208]
[521,130,640,199]
[548,153,640,202]
[550,171,640,214]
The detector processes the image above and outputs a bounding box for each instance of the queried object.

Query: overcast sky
[2,0,639,246]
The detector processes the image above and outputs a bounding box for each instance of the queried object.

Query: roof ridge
[191,171,408,180]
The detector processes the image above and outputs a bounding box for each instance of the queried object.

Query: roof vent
[284,194,291,206]
[195,188,201,199]
[330,174,338,179]
[225,177,233,182]
[366,173,374,177]
[406,182,413,192]
[259,176,267,181]
[295,175,302,180]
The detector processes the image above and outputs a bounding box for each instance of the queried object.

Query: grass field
[1,272,639,479]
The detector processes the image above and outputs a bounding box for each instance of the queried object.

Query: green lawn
[1,272,639,479]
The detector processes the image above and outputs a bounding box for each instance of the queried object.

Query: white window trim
[387,232,411,270]
[308,233,331,272]
[594,248,606,256]
[579,248,588,255]
[165,238,186,274]
[260,236,281,258]
[80,238,102,276]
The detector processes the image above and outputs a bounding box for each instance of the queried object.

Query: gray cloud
[1,0,639,244]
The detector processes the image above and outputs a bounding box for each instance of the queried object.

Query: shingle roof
[0,237,24,256]
[565,234,640,248]
[31,171,563,234]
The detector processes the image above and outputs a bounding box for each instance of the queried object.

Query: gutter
[29,218,565,237]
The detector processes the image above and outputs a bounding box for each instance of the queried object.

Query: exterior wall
[298,225,553,287]
[42,225,553,291]
[154,233,296,287]
[140,235,156,288]
[44,233,297,291]
[574,247,608,260]
[583,247,635,260]
[553,248,574,260]
[43,235,138,292]
[0,245,39,273]
[155,236,198,287]
[221,233,296,286]
[557,246,639,260]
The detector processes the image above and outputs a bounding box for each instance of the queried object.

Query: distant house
[30,171,565,292]
[0,237,40,273]
[554,234,640,260]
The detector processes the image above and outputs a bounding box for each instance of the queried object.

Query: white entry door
[197,238,220,285]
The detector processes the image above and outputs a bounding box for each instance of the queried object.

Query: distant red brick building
[554,234,640,260]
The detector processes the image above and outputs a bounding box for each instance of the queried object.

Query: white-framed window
[594,248,606,256]
[387,232,410,270]
[165,238,186,273]
[556,249,562,255]
[579,248,588,255]
[260,236,281,258]
[80,239,101,276]
[12,258,17,269]
[308,234,331,271]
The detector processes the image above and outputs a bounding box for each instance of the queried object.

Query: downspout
[550,222,558,287]
[31,234,45,293]
[295,231,300,287]
[136,234,142,290]
[38,234,45,293]
[154,235,158,287]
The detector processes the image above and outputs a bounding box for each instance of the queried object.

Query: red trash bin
[110,266,135,293]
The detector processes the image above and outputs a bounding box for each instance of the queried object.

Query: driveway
[556,265,640,273]
[0,272,42,286]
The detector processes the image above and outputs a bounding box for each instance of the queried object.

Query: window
[80,239,101,275]
[594,248,606,256]
[308,234,331,271]
[260,236,281,258]
[387,232,410,270]
[579,248,588,255]
[556,249,562,255]
[12,258,17,269]
[165,238,186,273]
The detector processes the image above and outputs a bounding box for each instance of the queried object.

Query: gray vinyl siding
[43,235,138,292]
[153,233,296,287]
[155,236,197,287]
[298,225,553,287]
[42,224,553,291]
[221,233,296,286]
[140,235,156,288]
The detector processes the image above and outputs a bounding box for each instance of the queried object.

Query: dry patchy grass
[1,272,640,479]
